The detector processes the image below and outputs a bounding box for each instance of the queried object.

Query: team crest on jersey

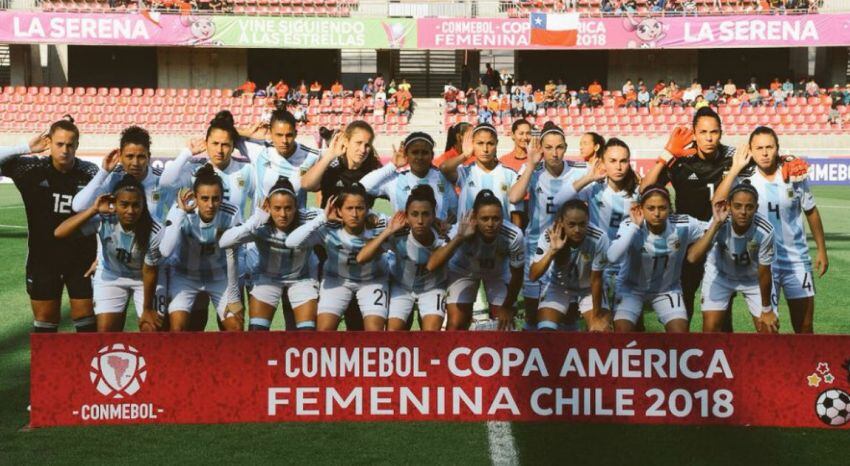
[237,176,245,188]
[437,182,445,193]
[501,184,508,192]
[787,188,795,199]
[151,190,161,202]
[581,252,591,261]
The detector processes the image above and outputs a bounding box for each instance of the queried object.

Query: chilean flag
[530,12,579,47]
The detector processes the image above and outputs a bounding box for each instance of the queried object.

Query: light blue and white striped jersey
[72,166,177,223]
[706,214,774,283]
[456,163,522,223]
[555,178,640,241]
[219,208,319,281]
[524,162,582,257]
[448,221,525,279]
[533,224,609,292]
[611,215,707,294]
[285,212,388,281]
[239,139,319,209]
[82,215,162,281]
[735,171,815,271]
[161,201,241,281]
[382,227,448,292]
[361,164,458,223]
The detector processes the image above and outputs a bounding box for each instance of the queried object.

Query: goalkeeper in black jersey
[0,117,99,333]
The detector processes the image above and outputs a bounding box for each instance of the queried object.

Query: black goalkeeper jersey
[1,156,98,262]
[658,144,736,222]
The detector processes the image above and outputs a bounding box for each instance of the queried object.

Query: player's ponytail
[584,132,605,161]
[405,184,437,212]
[540,121,565,142]
[207,110,238,144]
[603,138,639,196]
[472,189,503,215]
[113,174,154,254]
[193,163,224,193]
[444,122,470,153]
[48,114,80,141]
[557,199,589,220]
[335,182,369,209]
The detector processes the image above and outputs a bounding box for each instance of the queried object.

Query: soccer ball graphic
[815,389,850,426]
[89,344,147,399]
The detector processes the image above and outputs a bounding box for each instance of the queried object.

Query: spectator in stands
[556,79,567,99]
[499,95,511,120]
[274,80,289,103]
[623,0,638,12]
[309,80,322,99]
[387,80,398,100]
[290,104,308,124]
[829,84,843,105]
[653,80,666,96]
[746,77,759,93]
[374,74,385,91]
[374,87,387,114]
[399,79,412,93]
[781,77,794,96]
[511,92,523,116]
[362,78,375,97]
[795,77,807,97]
[352,95,365,116]
[396,88,412,119]
[805,77,820,97]
[234,79,256,98]
[601,0,615,12]
[484,64,500,91]
[772,86,788,108]
[746,85,762,107]
[622,79,635,96]
[828,100,842,126]
[682,83,698,107]
[331,80,344,97]
[533,88,545,110]
[444,81,457,96]
[694,95,709,109]
[478,106,493,125]
[844,84,850,105]
[722,79,737,100]
[651,0,667,11]
[477,79,489,98]
[637,85,651,108]
[501,70,513,95]
[704,86,718,107]
[669,81,685,107]
[577,87,591,110]
[769,78,781,92]
[297,80,308,100]
[588,80,603,107]
[556,92,570,109]
[523,95,537,116]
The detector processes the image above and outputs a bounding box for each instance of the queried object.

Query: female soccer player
[713,127,827,333]
[159,164,242,332]
[72,126,175,222]
[688,184,778,333]
[219,178,320,331]
[499,119,533,173]
[357,185,448,331]
[440,123,522,226]
[529,200,610,332]
[508,122,579,327]
[0,116,98,333]
[607,185,708,333]
[579,132,605,165]
[360,132,458,226]
[433,122,472,168]
[285,183,389,331]
[55,176,161,332]
[427,190,525,331]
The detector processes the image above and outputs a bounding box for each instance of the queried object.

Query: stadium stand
[0,86,410,135]
[501,0,819,16]
[40,0,357,16]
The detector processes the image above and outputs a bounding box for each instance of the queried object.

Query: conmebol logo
[89,343,147,399]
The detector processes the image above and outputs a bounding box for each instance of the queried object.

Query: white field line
[487,420,519,466]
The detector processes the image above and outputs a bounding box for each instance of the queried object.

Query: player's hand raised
[460,127,474,157]
[188,138,206,156]
[527,136,543,166]
[711,200,729,225]
[458,212,477,239]
[629,203,644,227]
[548,222,567,252]
[177,188,196,213]
[102,149,120,172]
[323,195,340,223]
[732,143,752,171]
[28,132,50,154]
[586,157,607,182]
[391,142,408,168]
[388,211,408,233]
[93,194,116,215]
[781,155,809,183]
[663,126,697,161]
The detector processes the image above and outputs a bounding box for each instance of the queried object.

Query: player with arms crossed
[0,116,98,333]
[219,178,320,331]
[357,185,448,331]
[687,183,778,333]
[427,190,525,331]
[55,176,162,332]
[529,200,611,332]
[713,127,827,333]
[607,186,708,333]
[285,184,389,331]
[159,165,243,331]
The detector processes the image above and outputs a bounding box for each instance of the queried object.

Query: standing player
[219,178,320,331]
[687,184,778,333]
[55,176,162,332]
[357,186,448,331]
[578,132,605,166]
[529,200,610,332]
[433,122,472,169]
[499,119,533,173]
[607,186,708,333]
[159,165,243,331]
[427,191,525,331]
[713,127,827,333]
[360,132,458,226]
[285,184,389,331]
[0,117,98,333]
[72,126,175,222]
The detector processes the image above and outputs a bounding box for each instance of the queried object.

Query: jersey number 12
[52,193,73,214]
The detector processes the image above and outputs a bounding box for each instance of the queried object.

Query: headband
[403,135,435,150]
[728,182,759,202]
[540,127,565,140]
[472,123,497,137]
[640,186,670,204]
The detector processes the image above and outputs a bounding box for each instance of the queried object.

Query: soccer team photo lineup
[3,1,850,462]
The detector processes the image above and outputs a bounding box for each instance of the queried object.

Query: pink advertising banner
[417,13,850,50]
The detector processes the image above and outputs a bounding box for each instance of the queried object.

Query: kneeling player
[219,178,320,330]
[607,186,707,333]
[428,190,524,331]
[357,185,448,331]
[529,200,610,332]
[159,165,242,331]
[285,184,389,331]
[688,184,778,333]
[54,176,162,332]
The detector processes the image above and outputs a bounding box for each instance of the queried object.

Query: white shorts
[153,265,172,316]
[522,259,549,299]
[701,273,777,318]
[318,275,389,318]
[250,276,319,309]
[773,266,815,301]
[168,274,231,321]
[614,289,687,325]
[538,282,604,315]
[446,273,508,307]
[388,286,447,321]
[93,273,144,317]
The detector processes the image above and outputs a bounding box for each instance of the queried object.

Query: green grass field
[0,184,849,464]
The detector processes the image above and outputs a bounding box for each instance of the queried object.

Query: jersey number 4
[52,193,73,214]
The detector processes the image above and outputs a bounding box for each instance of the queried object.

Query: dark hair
[267,176,297,200]
[120,126,151,151]
[206,110,238,143]
[557,199,589,219]
[334,182,369,208]
[49,114,80,141]
[540,121,565,141]
[405,184,437,211]
[113,174,154,254]
[270,109,297,129]
[343,120,375,142]
[403,132,435,151]
[471,122,498,139]
[583,132,606,159]
[728,181,759,203]
[445,122,471,152]
[602,138,639,196]
[193,163,224,193]
[511,118,532,134]
[639,184,671,205]
[748,125,779,151]
[472,189,503,214]
[692,106,722,131]
[319,126,335,144]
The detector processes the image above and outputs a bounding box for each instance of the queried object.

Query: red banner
[30,333,850,428]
